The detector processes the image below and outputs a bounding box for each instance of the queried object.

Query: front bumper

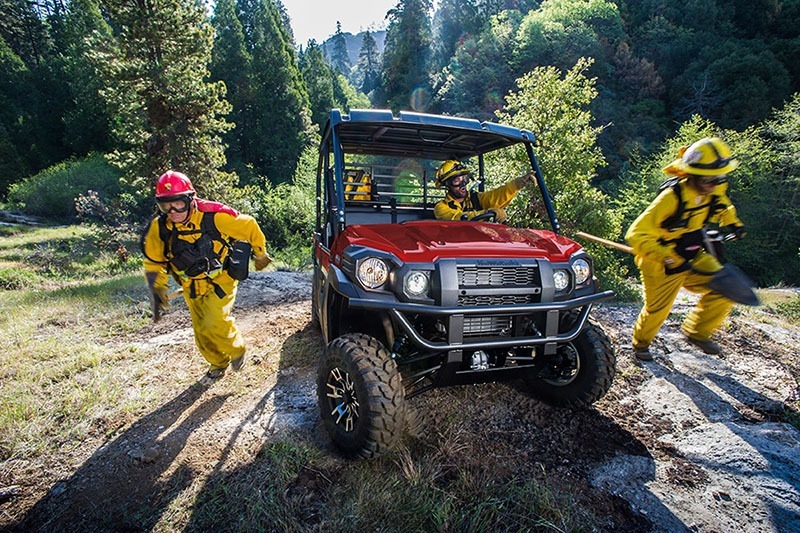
[348,290,615,353]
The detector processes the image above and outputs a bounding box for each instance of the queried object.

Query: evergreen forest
[2,0,800,288]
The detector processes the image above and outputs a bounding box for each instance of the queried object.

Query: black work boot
[634,345,653,361]
[231,353,246,372]
[682,332,721,355]
[206,366,227,379]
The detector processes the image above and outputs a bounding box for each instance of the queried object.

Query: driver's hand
[514,173,534,188]
[488,207,507,223]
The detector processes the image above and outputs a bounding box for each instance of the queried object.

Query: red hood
[331,221,582,263]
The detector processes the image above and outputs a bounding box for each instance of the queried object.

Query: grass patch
[772,294,800,324]
[0,223,155,463]
[0,267,39,290]
[0,224,23,237]
[0,272,156,461]
[183,434,595,532]
[0,224,140,283]
[748,289,800,326]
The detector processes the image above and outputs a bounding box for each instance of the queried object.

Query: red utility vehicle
[313,109,615,457]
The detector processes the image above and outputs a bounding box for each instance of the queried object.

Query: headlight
[571,258,591,285]
[357,257,389,288]
[553,269,570,291]
[404,270,430,298]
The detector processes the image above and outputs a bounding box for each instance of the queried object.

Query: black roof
[323,109,537,160]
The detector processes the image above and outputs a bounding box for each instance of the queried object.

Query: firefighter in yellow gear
[625,138,747,360]
[142,171,272,378]
[433,160,532,222]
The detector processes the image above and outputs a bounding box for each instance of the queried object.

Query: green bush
[227,144,317,266]
[0,267,40,290]
[7,154,121,219]
[773,295,800,324]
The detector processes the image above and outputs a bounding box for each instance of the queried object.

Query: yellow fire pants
[183,278,245,370]
[632,267,734,349]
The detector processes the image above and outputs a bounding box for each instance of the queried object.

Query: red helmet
[156,171,195,198]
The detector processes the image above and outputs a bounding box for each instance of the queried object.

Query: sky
[280,0,397,45]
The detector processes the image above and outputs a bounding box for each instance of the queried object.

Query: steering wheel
[470,211,497,222]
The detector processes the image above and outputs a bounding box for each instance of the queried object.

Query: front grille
[447,261,542,336]
[458,266,536,287]
[464,316,512,337]
[459,294,532,306]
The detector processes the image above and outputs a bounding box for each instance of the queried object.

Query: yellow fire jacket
[434,179,522,221]
[625,179,742,276]
[143,206,267,296]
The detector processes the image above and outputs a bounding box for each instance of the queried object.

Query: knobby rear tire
[523,320,616,408]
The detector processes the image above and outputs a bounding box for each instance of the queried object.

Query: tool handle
[168,288,184,300]
[575,231,634,254]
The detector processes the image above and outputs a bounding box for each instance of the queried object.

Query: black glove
[145,272,169,322]
[724,224,747,241]
[487,207,508,223]
[664,259,690,276]
[149,286,169,322]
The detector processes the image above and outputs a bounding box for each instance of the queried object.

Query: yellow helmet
[663,137,739,177]
[435,160,470,187]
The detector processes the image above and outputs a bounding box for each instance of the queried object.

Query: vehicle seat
[344,170,373,201]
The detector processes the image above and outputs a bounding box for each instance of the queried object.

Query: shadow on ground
[15,380,230,531]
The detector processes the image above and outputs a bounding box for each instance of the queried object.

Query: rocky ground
[590,301,800,531]
[5,271,799,531]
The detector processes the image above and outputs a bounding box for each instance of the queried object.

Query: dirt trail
[5,272,799,531]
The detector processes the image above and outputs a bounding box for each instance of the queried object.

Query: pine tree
[59,0,114,154]
[0,0,71,175]
[275,0,295,46]
[0,36,30,195]
[0,0,52,67]
[243,0,311,183]
[430,0,478,72]
[96,0,235,201]
[355,30,380,96]
[235,0,260,49]
[329,21,351,75]
[299,40,337,129]
[211,0,251,172]
[381,0,433,111]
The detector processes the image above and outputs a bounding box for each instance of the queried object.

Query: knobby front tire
[317,333,405,458]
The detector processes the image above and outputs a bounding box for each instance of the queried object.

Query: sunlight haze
[281,0,396,46]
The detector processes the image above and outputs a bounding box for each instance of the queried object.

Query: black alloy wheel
[317,333,405,458]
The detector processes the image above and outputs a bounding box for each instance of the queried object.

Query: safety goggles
[697,174,728,186]
[447,175,470,188]
[156,195,192,214]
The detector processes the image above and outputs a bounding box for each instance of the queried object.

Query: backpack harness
[657,178,726,271]
[448,190,483,220]
[141,200,239,299]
